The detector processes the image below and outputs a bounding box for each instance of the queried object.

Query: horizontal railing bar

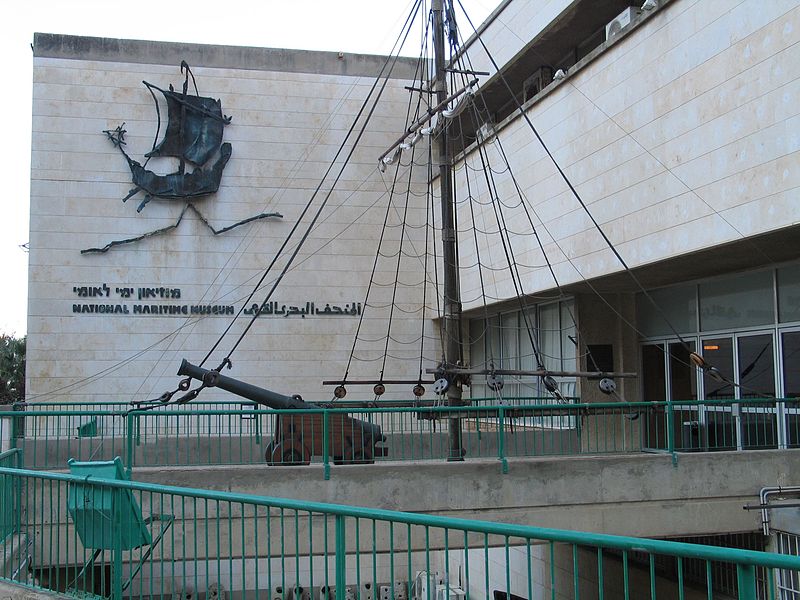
[0,404,648,418]
[1,398,793,418]
[0,448,20,461]
[11,397,793,416]
[1,465,798,571]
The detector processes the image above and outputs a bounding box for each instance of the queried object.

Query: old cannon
[177,360,388,465]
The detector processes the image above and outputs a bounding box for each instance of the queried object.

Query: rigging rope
[207,0,426,370]
[454,0,778,401]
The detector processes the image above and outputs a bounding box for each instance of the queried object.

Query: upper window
[778,264,800,323]
[637,284,696,337]
[699,270,774,331]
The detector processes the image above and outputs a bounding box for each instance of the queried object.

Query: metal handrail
[0,464,798,572]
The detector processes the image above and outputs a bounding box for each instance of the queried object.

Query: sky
[0,0,500,337]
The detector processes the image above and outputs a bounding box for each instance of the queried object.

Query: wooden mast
[432,0,465,461]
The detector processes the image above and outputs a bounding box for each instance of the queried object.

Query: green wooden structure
[66,457,173,598]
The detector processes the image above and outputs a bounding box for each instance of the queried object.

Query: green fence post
[11,403,24,451]
[112,486,124,600]
[666,401,677,467]
[125,412,135,477]
[335,515,346,600]
[736,564,756,600]
[323,410,331,481]
[498,407,508,474]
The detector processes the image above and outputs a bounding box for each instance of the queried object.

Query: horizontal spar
[377,78,478,164]
[425,368,638,378]
[322,379,435,386]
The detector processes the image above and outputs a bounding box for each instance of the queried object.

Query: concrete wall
[28,34,437,405]
[19,449,787,599]
[442,544,709,600]
[23,450,796,569]
[456,0,800,309]
[131,449,799,539]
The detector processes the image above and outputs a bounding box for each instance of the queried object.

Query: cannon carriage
[177,360,388,465]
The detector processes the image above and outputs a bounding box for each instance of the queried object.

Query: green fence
[0,449,21,541]
[0,464,795,600]
[0,402,652,472]
[2,398,797,473]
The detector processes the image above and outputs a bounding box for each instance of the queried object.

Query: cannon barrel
[178,359,318,410]
[177,359,386,446]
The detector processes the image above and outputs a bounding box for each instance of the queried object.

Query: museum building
[23,0,800,596]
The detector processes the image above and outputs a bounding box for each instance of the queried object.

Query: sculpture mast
[432,0,465,461]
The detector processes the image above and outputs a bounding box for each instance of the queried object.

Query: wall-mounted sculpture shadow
[84,62,282,254]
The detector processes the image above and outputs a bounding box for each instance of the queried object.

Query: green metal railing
[1,398,797,473]
[0,449,21,541]
[0,464,795,600]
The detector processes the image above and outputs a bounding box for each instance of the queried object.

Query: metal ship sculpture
[86,62,281,254]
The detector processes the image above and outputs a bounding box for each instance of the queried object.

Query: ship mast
[432,0,464,461]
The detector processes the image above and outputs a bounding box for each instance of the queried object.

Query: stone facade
[457,0,800,308]
[28,0,800,407]
[28,35,431,404]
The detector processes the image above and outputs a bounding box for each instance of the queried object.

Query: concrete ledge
[133,449,800,539]
[0,580,69,599]
[32,33,420,79]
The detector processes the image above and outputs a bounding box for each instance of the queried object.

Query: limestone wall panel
[457,0,800,311]
[28,43,436,405]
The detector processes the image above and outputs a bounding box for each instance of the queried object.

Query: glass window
[637,284,697,337]
[783,331,800,398]
[560,301,577,372]
[781,331,800,448]
[641,344,666,402]
[538,303,560,372]
[669,341,697,401]
[500,312,519,370]
[738,334,777,449]
[701,338,735,399]
[702,337,735,450]
[641,344,667,449]
[518,308,537,371]
[778,264,800,323]
[738,334,775,398]
[699,270,774,331]
[468,318,486,370]
[486,315,501,368]
[468,318,488,399]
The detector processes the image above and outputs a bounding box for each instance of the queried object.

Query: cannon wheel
[264,441,275,463]
[268,442,310,466]
[342,441,373,465]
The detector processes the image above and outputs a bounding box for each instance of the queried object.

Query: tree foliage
[0,335,25,404]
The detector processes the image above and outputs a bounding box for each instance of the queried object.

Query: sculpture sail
[145,84,229,166]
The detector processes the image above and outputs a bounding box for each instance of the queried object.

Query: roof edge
[32,33,421,79]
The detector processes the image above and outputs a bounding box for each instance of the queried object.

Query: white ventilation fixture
[522,66,554,102]
[414,571,444,600]
[605,6,642,40]
[477,121,495,143]
[394,583,408,600]
[435,585,466,600]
